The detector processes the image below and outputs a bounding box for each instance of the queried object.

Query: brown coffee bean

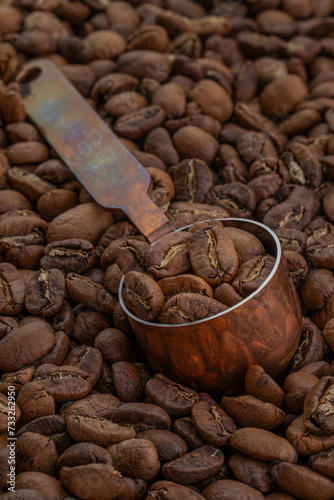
[15,471,67,500]
[0,262,25,315]
[173,126,219,165]
[173,417,206,450]
[169,159,213,204]
[16,382,55,424]
[112,361,144,403]
[146,231,192,279]
[6,143,49,166]
[7,168,55,203]
[0,321,55,372]
[152,82,186,119]
[67,414,135,446]
[232,255,276,298]
[94,328,131,364]
[25,268,65,317]
[244,365,285,408]
[16,432,58,475]
[111,402,171,431]
[191,401,236,446]
[167,202,229,227]
[46,202,113,245]
[162,445,225,484]
[189,226,239,286]
[290,317,324,372]
[230,428,297,463]
[60,393,121,420]
[40,239,95,275]
[301,269,334,310]
[137,429,188,462]
[206,183,256,218]
[145,374,198,417]
[188,79,233,123]
[107,438,160,480]
[115,239,150,275]
[309,447,334,479]
[284,372,319,414]
[303,377,334,436]
[286,415,334,456]
[63,345,103,387]
[60,463,125,500]
[147,481,204,499]
[228,453,270,494]
[225,228,265,265]
[0,212,47,253]
[114,104,166,139]
[0,393,20,432]
[73,310,110,346]
[122,270,164,321]
[158,274,214,300]
[17,414,66,439]
[214,283,243,307]
[57,442,112,471]
[271,461,334,500]
[0,365,34,395]
[260,74,308,117]
[159,293,228,324]
[33,364,91,402]
[35,330,69,367]
[202,479,265,500]
[221,395,285,430]
[66,272,117,314]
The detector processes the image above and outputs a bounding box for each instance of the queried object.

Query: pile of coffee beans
[121,220,275,323]
[0,0,333,499]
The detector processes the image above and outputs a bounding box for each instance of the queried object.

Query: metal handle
[16,59,174,244]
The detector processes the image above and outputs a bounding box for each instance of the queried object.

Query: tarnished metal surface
[120,219,302,395]
[17,59,174,244]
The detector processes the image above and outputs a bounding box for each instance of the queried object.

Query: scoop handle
[16,59,174,244]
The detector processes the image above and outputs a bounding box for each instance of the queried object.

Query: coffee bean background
[0,0,334,498]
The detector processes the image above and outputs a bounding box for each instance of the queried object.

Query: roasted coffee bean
[66,272,117,314]
[67,414,135,446]
[270,461,334,500]
[158,274,214,299]
[286,415,334,456]
[206,183,256,218]
[224,228,265,265]
[245,365,285,408]
[63,345,103,387]
[16,432,58,475]
[230,428,297,463]
[33,364,91,402]
[0,262,25,315]
[111,402,171,431]
[162,445,225,484]
[303,377,334,436]
[40,239,95,274]
[145,374,198,417]
[146,232,192,279]
[227,453,270,494]
[232,255,276,298]
[169,158,213,204]
[147,481,204,499]
[214,283,243,307]
[115,239,150,275]
[221,395,285,430]
[60,463,125,500]
[301,269,334,310]
[290,317,324,372]
[173,417,207,450]
[112,361,144,403]
[202,479,265,500]
[25,268,65,317]
[107,438,160,480]
[0,321,55,372]
[284,372,319,414]
[159,293,228,324]
[191,401,236,446]
[114,105,165,139]
[189,225,239,286]
[16,382,56,424]
[122,270,164,321]
[94,328,132,364]
[60,393,121,420]
[137,429,188,462]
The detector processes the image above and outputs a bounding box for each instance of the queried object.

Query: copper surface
[120,219,302,396]
[17,62,302,395]
[17,59,174,244]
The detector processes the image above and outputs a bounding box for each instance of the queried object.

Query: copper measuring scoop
[17,59,302,395]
